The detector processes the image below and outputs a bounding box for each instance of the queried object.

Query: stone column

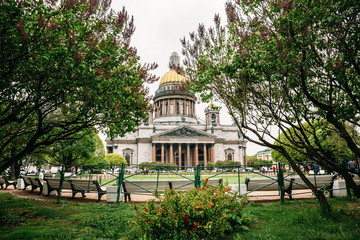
[211,144,215,163]
[163,100,166,115]
[187,144,191,167]
[152,144,156,162]
[161,144,165,164]
[169,144,173,164]
[178,144,182,168]
[194,144,199,166]
[244,147,247,166]
[203,144,207,167]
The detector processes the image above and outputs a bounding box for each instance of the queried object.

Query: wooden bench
[122,178,222,203]
[122,179,170,202]
[289,175,338,197]
[68,179,106,202]
[44,178,106,202]
[245,175,337,199]
[20,176,43,194]
[0,176,17,189]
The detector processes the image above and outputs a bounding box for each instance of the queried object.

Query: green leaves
[131,183,249,239]
[0,0,157,172]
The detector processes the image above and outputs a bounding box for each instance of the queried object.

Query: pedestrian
[313,163,320,175]
[348,160,356,173]
[304,162,310,175]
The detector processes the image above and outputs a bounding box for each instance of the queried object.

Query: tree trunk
[282,150,332,213]
[314,189,331,213]
[341,170,360,198]
[10,163,16,180]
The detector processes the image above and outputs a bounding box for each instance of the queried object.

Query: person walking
[313,163,320,175]
[348,160,356,173]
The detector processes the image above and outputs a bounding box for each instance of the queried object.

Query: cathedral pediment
[153,126,214,139]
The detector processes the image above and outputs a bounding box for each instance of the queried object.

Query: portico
[151,125,216,167]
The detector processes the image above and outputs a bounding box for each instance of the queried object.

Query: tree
[105,153,127,172]
[181,0,360,212]
[272,121,358,164]
[46,129,96,166]
[90,134,106,165]
[0,0,158,173]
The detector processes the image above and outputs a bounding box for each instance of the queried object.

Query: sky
[108,0,266,156]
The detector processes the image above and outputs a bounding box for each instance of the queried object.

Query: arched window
[227,153,232,161]
[211,113,216,123]
[175,101,179,115]
[165,102,168,115]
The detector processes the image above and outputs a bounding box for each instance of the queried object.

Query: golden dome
[159,69,188,85]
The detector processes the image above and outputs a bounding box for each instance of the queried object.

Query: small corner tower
[205,100,220,126]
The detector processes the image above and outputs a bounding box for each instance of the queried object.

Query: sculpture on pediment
[160,127,210,138]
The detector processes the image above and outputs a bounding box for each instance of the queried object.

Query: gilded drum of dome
[159,70,188,85]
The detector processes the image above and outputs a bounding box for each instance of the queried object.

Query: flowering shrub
[130,180,250,239]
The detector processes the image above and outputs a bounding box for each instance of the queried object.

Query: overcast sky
[108,0,265,155]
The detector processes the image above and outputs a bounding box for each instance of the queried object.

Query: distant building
[256,148,272,161]
[106,52,247,168]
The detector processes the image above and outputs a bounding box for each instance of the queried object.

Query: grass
[240,198,360,240]
[97,173,269,186]
[1,192,358,239]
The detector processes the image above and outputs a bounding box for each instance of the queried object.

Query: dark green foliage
[0,0,157,173]
[130,182,250,239]
[206,162,215,170]
[215,160,241,169]
[247,159,273,170]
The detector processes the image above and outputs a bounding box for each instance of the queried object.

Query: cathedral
[105,52,247,168]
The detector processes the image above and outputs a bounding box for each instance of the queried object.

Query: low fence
[22,162,358,204]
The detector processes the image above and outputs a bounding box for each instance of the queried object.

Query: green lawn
[97,172,269,186]
[0,192,358,239]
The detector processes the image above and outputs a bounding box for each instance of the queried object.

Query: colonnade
[154,98,196,118]
[151,143,215,167]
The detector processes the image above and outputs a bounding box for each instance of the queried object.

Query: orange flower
[208,202,213,207]
[195,205,201,210]
[199,188,202,190]
[144,207,149,212]
[157,209,161,213]
[205,178,209,183]
[225,187,231,192]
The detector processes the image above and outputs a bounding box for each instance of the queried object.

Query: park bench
[122,179,170,203]
[122,178,222,203]
[0,176,17,189]
[44,177,106,202]
[20,176,43,194]
[245,175,337,200]
[68,179,106,202]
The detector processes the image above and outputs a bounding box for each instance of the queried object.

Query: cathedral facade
[105,53,247,168]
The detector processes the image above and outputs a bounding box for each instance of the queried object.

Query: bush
[215,160,241,170]
[247,159,272,170]
[130,180,250,239]
[139,161,165,170]
[206,163,215,171]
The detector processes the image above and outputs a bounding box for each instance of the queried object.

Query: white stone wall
[137,142,152,164]
[214,143,224,162]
